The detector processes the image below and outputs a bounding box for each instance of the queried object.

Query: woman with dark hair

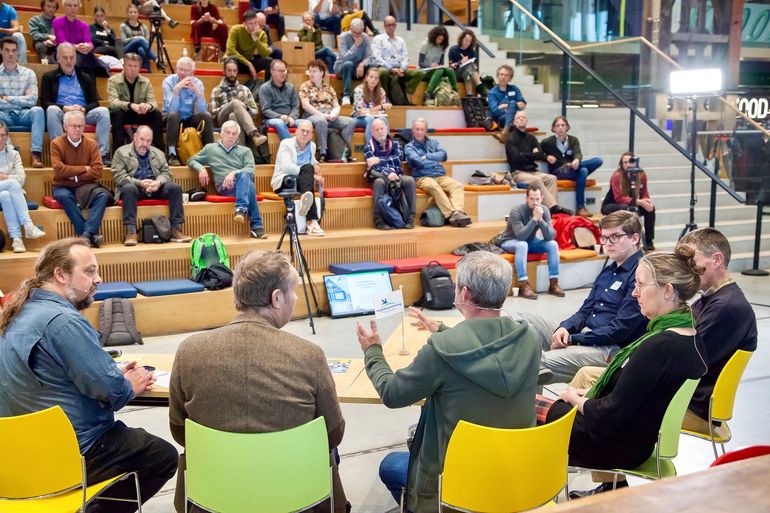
[540,115,603,217]
[352,66,391,143]
[119,4,158,71]
[418,25,457,102]
[297,11,337,75]
[90,6,118,58]
[602,151,656,250]
[190,0,228,54]
[448,29,485,96]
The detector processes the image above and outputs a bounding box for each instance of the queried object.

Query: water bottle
[182,48,189,58]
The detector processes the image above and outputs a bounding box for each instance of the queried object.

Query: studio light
[669,69,723,97]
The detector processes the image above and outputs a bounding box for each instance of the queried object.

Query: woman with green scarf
[546,246,708,488]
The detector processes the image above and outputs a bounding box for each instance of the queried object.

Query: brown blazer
[169,311,346,513]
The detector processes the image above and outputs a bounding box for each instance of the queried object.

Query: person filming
[601,151,655,251]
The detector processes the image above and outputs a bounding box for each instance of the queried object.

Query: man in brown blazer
[169,249,348,513]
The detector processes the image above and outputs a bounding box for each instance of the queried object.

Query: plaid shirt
[0,64,38,112]
[209,78,259,117]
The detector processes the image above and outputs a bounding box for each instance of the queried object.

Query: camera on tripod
[148,5,164,26]
[278,176,299,200]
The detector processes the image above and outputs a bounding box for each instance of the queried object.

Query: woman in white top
[352,67,392,143]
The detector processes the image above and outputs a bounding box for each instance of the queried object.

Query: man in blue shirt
[41,43,112,166]
[0,238,178,512]
[0,1,27,64]
[162,56,214,166]
[487,64,526,143]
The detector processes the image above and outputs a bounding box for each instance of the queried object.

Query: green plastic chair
[184,417,333,513]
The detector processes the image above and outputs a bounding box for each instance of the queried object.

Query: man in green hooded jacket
[356,251,541,513]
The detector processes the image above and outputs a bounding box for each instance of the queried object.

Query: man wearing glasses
[541,210,647,384]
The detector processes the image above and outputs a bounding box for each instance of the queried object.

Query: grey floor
[120,272,770,512]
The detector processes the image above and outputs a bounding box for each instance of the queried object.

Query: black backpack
[461,97,497,132]
[415,261,455,310]
[99,298,143,347]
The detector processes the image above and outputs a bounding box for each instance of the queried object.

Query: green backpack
[190,233,230,277]
[434,77,461,106]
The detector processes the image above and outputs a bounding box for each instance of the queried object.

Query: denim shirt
[0,289,134,452]
[404,137,447,179]
[162,74,207,119]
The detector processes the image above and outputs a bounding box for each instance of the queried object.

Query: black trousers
[602,202,656,246]
[371,175,416,227]
[120,181,185,231]
[110,109,165,151]
[84,421,178,513]
[164,111,215,152]
[236,56,273,82]
[277,164,318,221]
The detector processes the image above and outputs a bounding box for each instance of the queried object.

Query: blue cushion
[515,182,529,189]
[94,282,138,301]
[26,200,38,210]
[132,279,205,297]
[328,261,396,275]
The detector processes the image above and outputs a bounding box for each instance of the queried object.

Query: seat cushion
[463,184,511,192]
[559,248,599,261]
[0,200,38,212]
[556,179,598,188]
[378,254,462,273]
[503,251,547,261]
[324,187,372,198]
[43,195,63,209]
[205,194,236,203]
[132,279,205,297]
[116,199,169,206]
[94,282,138,301]
[329,261,395,274]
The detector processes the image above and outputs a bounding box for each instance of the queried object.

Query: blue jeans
[552,157,603,209]
[501,238,560,281]
[265,117,291,140]
[354,115,387,146]
[46,106,111,157]
[123,38,157,70]
[492,104,523,130]
[52,186,110,237]
[0,107,45,153]
[316,46,337,75]
[315,13,341,34]
[0,179,32,238]
[11,32,26,64]
[334,60,355,97]
[217,171,264,229]
[379,451,409,506]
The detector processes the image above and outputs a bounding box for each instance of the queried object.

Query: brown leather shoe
[549,278,566,297]
[170,230,192,243]
[493,126,509,144]
[124,232,138,246]
[31,154,44,168]
[518,280,538,300]
[576,207,592,218]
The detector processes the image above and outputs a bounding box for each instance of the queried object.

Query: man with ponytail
[0,238,177,512]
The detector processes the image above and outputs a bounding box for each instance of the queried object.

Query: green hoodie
[364,316,541,513]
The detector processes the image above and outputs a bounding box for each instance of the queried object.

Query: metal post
[741,199,769,276]
[561,52,569,116]
[709,156,719,227]
[629,110,636,153]
[406,0,412,30]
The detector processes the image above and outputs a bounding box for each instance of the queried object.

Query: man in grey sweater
[29,0,57,62]
[333,18,371,105]
[258,59,299,141]
[498,185,565,299]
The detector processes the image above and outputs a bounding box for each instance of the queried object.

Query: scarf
[587,309,694,398]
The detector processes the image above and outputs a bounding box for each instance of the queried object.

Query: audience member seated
[371,17,423,105]
[542,211,646,384]
[0,122,46,253]
[419,26,456,103]
[540,115,603,217]
[42,43,112,167]
[53,0,104,76]
[498,185,564,299]
[0,37,44,168]
[355,251,541,513]
[191,0,227,54]
[602,151,656,251]
[365,117,415,230]
[352,66,390,143]
[0,237,179,513]
[678,228,758,433]
[338,0,378,35]
[298,11,337,75]
[111,125,191,246]
[255,12,282,60]
[310,0,341,36]
[0,0,26,64]
[29,0,58,64]
[271,119,325,237]
[188,120,267,239]
[132,0,179,28]
[90,5,118,58]
[162,57,214,166]
[108,52,165,151]
[225,9,273,81]
[547,247,707,497]
[488,64,526,142]
[299,60,355,162]
[448,29,485,97]
[250,0,285,40]
[120,4,158,71]
[405,117,471,227]
[51,111,109,248]
[505,110,572,216]
[259,59,299,140]
[169,249,348,513]
[210,57,267,147]
[334,18,371,105]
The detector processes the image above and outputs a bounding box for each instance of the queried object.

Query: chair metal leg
[400,486,407,513]
[708,421,719,460]
[134,472,143,512]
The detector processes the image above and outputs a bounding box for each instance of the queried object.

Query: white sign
[373,289,404,320]
[736,97,770,120]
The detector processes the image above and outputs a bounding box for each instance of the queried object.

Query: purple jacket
[53,16,92,46]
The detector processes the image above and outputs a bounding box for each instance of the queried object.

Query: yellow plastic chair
[682,349,753,459]
[0,406,141,513]
[439,408,577,513]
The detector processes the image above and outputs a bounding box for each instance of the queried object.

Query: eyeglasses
[599,233,629,244]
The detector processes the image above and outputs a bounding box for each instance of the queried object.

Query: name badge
[610,280,623,290]
[184,97,194,105]
[507,91,517,96]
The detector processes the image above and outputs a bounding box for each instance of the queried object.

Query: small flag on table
[373,288,404,320]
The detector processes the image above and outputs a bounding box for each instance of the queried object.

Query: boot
[517,280,537,300]
[549,278,565,297]
[493,125,509,144]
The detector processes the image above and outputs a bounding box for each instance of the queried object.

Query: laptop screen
[323,270,394,318]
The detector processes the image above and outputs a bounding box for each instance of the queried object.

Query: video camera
[278,176,299,200]
[148,5,164,25]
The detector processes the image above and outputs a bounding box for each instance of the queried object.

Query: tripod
[680,97,699,239]
[148,17,174,74]
[276,196,321,334]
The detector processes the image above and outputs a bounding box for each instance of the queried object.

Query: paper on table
[152,371,171,389]
[459,58,476,68]
[328,358,352,374]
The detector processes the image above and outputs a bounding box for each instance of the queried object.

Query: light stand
[679,96,699,239]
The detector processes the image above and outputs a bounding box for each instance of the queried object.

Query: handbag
[177,121,205,165]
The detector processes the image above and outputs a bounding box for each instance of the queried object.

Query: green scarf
[586,310,694,398]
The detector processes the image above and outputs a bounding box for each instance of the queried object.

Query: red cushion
[378,254,462,273]
[195,69,224,76]
[528,252,547,261]
[324,187,372,198]
[206,194,263,202]
[433,127,486,133]
[267,127,297,134]
[85,124,96,133]
[43,196,63,209]
[116,199,169,206]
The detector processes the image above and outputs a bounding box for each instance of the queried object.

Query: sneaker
[318,152,327,163]
[569,480,628,500]
[12,238,26,253]
[375,222,392,230]
[169,19,180,28]
[298,191,314,217]
[251,132,268,147]
[24,223,46,239]
[341,95,351,106]
[233,208,247,225]
[249,226,267,239]
[305,220,325,236]
[170,230,192,243]
[404,221,415,229]
[124,232,138,246]
[448,211,472,227]
[90,234,103,248]
[168,153,182,166]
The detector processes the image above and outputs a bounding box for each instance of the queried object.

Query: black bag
[415,261,455,310]
[186,187,207,202]
[141,219,162,243]
[99,298,143,347]
[452,242,505,256]
[420,205,445,227]
[246,127,270,165]
[326,128,348,161]
[461,96,497,132]
[141,215,171,243]
[193,262,234,290]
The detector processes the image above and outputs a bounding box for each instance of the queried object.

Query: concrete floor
[118,272,770,512]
